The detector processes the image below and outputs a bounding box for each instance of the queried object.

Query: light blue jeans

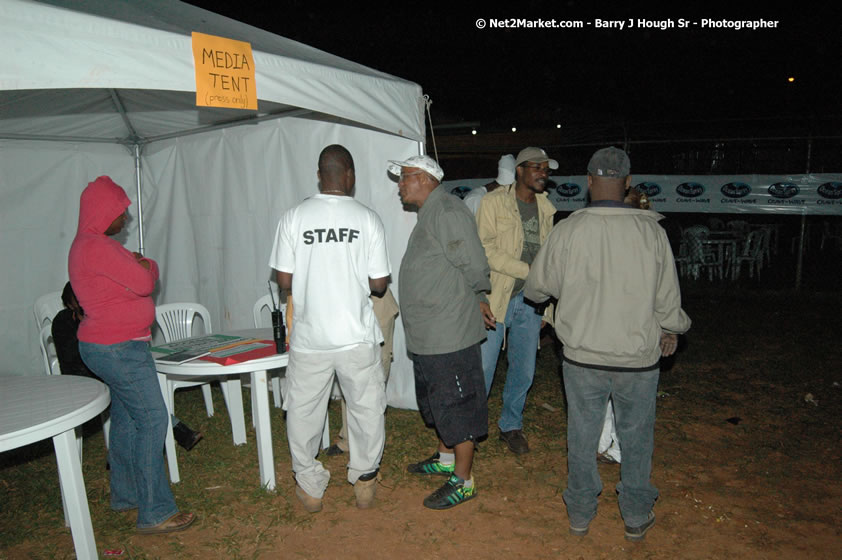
[480,292,543,432]
[562,361,660,528]
[79,340,178,528]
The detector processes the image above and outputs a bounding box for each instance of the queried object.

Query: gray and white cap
[587,147,630,178]
[387,155,444,182]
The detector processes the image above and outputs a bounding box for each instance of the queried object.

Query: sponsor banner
[443,174,842,215]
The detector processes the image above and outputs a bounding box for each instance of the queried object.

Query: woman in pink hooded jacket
[70,176,195,534]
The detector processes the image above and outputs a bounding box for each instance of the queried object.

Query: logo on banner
[676,182,706,197]
[721,182,752,198]
[817,182,842,199]
[768,183,799,199]
[556,183,582,197]
[635,182,661,197]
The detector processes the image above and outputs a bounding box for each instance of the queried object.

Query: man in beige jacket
[476,147,557,454]
[524,146,691,541]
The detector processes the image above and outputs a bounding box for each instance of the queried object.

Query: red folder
[198,340,280,365]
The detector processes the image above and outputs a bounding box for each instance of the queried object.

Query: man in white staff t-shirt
[269,144,391,513]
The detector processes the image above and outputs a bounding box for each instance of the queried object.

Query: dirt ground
[2,291,841,559]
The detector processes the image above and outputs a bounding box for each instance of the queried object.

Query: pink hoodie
[68,176,160,344]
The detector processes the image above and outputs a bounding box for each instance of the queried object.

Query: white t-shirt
[269,194,391,353]
[462,186,487,216]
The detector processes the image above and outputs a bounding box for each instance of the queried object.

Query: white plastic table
[153,328,287,491]
[0,374,110,560]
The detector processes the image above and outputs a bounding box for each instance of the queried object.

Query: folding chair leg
[251,377,257,428]
[159,374,180,484]
[101,409,111,450]
[76,427,83,464]
[271,375,282,408]
[201,383,214,417]
[222,377,247,445]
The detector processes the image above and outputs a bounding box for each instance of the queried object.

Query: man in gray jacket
[524,147,691,541]
[390,155,494,510]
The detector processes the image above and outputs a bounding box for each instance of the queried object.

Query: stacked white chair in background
[820,220,842,251]
[681,225,722,281]
[252,292,330,449]
[733,229,767,280]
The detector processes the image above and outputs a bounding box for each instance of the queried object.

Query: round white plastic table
[153,328,287,491]
[0,374,110,560]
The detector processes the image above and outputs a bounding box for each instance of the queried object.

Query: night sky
[188,1,841,131]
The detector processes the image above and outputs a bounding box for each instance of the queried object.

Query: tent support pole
[134,144,145,255]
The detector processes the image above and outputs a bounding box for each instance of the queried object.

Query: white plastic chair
[33,291,63,331]
[252,293,330,449]
[40,323,112,527]
[155,303,226,418]
[252,293,284,409]
[733,229,766,280]
[707,217,726,231]
[39,323,111,448]
[39,323,60,377]
[681,225,721,281]
[820,221,842,251]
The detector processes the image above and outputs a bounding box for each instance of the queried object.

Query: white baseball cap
[387,155,444,182]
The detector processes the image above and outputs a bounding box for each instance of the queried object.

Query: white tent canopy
[0,0,424,143]
[0,0,424,409]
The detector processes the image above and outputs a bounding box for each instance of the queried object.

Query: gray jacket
[399,186,491,355]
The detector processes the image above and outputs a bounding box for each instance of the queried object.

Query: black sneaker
[406,452,455,476]
[423,475,477,510]
[325,444,345,456]
[173,422,203,451]
[499,429,530,454]
[624,511,655,541]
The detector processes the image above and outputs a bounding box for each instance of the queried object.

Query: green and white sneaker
[423,475,477,510]
[406,452,455,476]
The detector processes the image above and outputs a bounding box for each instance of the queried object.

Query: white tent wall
[1,0,427,410]
[0,140,142,378]
[141,117,419,408]
[0,117,421,410]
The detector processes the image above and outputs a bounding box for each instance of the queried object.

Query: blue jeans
[79,340,178,528]
[562,361,659,528]
[480,292,543,432]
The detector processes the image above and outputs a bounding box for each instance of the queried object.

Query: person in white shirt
[462,154,516,215]
[269,144,391,513]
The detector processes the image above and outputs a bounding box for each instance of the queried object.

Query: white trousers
[598,398,622,462]
[284,343,386,498]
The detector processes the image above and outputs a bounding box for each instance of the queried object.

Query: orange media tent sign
[192,32,257,110]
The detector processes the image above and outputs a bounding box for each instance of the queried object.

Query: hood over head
[77,176,131,235]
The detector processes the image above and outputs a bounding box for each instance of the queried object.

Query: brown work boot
[354,471,378,509]
[295,485,322,513]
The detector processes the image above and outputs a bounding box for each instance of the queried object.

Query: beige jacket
[524,206,691,369]
[476,183,556,322]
